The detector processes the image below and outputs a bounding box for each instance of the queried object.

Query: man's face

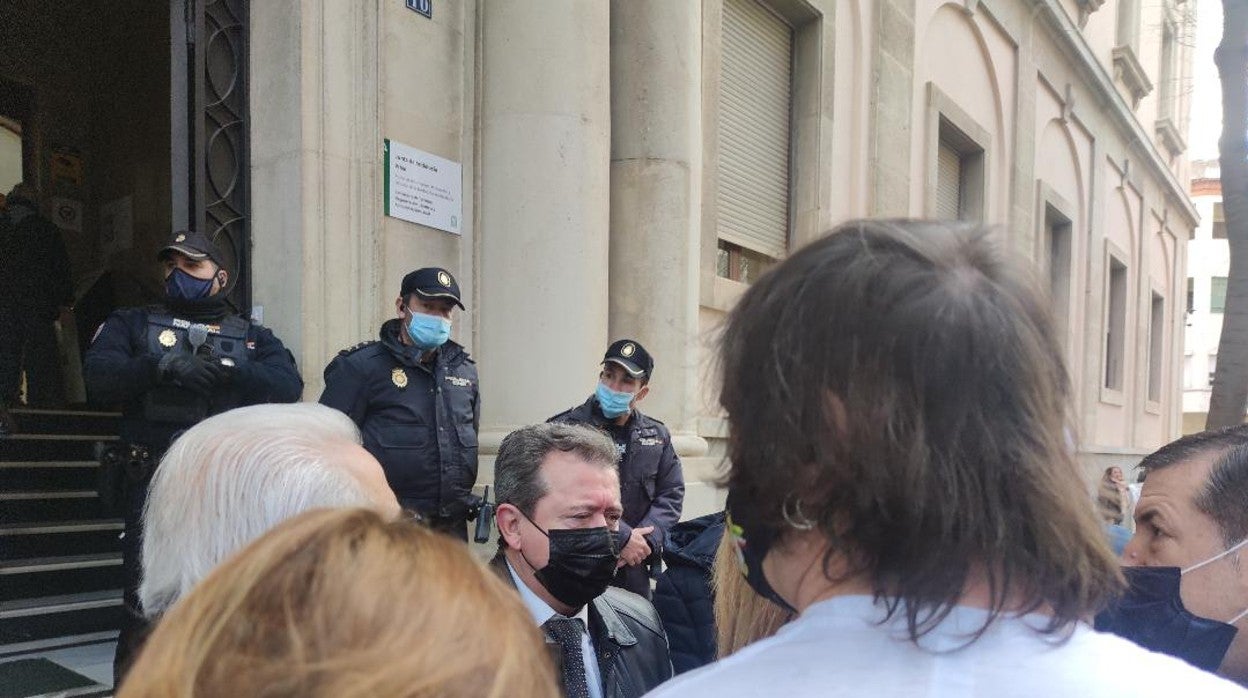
[600,363,648,406]
[503,450,622,571]
[1124,452,1248,678]
[397,294,456,321]
[330,441,400,519]
[163,251,226,295]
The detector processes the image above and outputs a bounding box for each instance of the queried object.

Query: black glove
[158,353,224,394]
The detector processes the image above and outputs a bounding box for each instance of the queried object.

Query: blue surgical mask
[166,268,215,301]
[406,311,451,350]
[595,382,634,418]
[1096,538,1248,672]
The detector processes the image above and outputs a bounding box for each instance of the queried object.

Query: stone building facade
[0,0,1198,517]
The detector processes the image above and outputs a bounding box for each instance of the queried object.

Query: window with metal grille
[716,0,793,273]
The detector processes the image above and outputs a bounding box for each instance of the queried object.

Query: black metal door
[172,0,250,311]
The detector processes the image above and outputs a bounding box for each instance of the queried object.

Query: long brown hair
[119,508,558,698]
[717,219,1123,642]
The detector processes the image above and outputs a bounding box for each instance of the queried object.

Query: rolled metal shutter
[935,140,962,220]
[717,0,792,260]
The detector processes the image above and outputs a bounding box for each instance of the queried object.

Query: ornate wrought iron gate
[173,0,250,310]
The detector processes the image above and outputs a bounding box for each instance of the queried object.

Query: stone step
[0,520,123,561]
[0,591,124,646]
[0,554,125,601]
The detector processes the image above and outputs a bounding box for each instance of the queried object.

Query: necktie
[543,617,592,698]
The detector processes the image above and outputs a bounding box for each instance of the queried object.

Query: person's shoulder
[599,586,666,637]
[335,340,384,360]
[639,646,783,698]
[103,305,153,329]
[1062,627,1248,694]
[551,397,600,425]
[442,340,475,366]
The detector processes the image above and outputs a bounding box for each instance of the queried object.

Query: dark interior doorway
[0,1,174,405]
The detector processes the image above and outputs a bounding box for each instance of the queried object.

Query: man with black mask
[1099,425,1248,685]
[492,422,672,698]
[83,229,302,681]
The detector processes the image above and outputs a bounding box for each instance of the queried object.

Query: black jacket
[652,512,724,675]
[0,205,74,317]
[490,552,674,698]
[549,397,685,561]
[84,305,303,451]
[319,319,479,518]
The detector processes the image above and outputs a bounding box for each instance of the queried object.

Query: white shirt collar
[506,558,591,628]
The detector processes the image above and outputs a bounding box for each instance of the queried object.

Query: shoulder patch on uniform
[338,340,379,356]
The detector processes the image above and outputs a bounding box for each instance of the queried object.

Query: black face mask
[725,488,798,615]
[520,512,620,610]
[1095,566,1239,673]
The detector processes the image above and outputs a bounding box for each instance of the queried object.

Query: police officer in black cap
[549,339,685,599]
[320,267,480,540]
[83,228,303,678]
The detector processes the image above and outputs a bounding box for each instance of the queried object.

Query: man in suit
[491,422,673,698]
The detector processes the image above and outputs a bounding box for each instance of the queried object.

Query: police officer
[319,268,480,540]
[549,339,685,599]
[83,229,303,678]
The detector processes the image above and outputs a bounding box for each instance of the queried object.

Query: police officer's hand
[619,525,654,567]
[158,353,222,394]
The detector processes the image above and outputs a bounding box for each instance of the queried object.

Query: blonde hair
[119,508,558,698]
[712,527,792,658]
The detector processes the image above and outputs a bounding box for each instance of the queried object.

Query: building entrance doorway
[0,0,250,407]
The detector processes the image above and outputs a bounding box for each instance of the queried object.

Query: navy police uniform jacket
[319,318,480,519]
[549,397,685,564]
[83,305,304,451]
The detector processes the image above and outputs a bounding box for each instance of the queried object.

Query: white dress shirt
[507,560,605,698]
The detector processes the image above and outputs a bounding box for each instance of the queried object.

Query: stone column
[608,0,709,465]
[476,1,612,451]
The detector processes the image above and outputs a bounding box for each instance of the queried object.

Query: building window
[1105,255,1128,391]
[0,117,21,194]
[1046,205,1072,349]
[716,0,793,280]
[717,239,775,284]
[1212,276,1228,313]
[1187,277,1195,313]
[1148,292,1165,402]
[1213,202,1227,239]
[934,119,985,222]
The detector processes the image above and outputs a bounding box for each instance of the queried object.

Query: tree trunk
[1207,0,1248,429]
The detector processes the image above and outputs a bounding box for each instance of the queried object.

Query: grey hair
[139,403,380,617]
[494,423,618,518]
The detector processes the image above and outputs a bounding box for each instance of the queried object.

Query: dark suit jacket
[490,552,674,698]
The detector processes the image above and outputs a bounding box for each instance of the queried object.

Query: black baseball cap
[603,339,654,379]
[157,229,226,269]
[401,267,464,309]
